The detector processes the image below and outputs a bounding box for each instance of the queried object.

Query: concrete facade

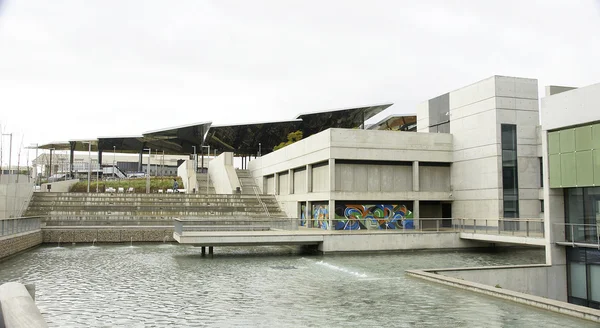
[418,76,542,220]
[0,176,34,219]
[248,128,454,228]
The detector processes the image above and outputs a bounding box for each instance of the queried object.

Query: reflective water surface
[0,245,595,327]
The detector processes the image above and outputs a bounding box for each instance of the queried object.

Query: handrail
[552,222,600,248]
[454,218,545,238]
[237,172,271,218]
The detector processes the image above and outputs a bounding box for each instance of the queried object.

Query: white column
[274,172,279,195]
[329,158,336,192]
[306,200,312,228]
[413,200,420,230]
[306,164,312,193]
[413,160,420,192]
[328,199,335,231]
[289,169,294,194]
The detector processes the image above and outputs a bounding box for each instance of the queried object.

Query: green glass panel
[549,154,562,188]
[575,126,592,151]
[576,150,593,187]
[548,132,560,155]
[595,149,600,186]
[561,152,577,187]
[593,123,600,149]
[560,129,575,153]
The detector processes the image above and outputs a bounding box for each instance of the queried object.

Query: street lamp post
[258,142,261,157]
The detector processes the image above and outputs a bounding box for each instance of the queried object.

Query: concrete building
[541,82,600,309]
[248,75,543,232]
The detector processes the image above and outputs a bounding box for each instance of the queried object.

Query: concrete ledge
[459,232,545,246]
[406,269,600,323]
[0,282,48,328]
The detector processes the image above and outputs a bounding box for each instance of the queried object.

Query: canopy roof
[37,103,393,156]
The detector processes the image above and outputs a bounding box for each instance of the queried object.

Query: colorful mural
[334,204,414,230]
[312,204,329,230]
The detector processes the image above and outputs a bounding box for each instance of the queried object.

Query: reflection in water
[0,245,595,328]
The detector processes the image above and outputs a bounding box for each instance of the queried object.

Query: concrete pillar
[289,169,294,194]
[98,149,103,166]
[209,246,214,255]
[329,158,336,192]
[69,141,75,178]
[413,160,419,192]
[138,149,143,172]
[274,172,279,195]
[328,199,335,230]
[306,164,312,193]
[306,200,312,228]
[413,200,420,229]
[201,246,206,255]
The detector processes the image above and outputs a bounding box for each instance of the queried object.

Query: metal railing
[238,174,271,218]
[454,218,545,238]
[554,223,599,247]
[0,216,42,237]
[174,217,458,234]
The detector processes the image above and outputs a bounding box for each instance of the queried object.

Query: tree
[273,130,303,151]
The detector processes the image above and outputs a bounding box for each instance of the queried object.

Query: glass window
[501,124,519,219]
[590,265,600,302]
[501,124,517,150]
[569,262,588,299]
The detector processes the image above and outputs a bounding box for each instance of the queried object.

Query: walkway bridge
[456,218,546,246]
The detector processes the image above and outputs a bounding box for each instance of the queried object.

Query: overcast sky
[1,0,599,164]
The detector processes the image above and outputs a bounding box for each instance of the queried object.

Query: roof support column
[69,141,75,178]
[98,149,103,167]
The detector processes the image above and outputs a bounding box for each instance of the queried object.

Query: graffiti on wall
[334,204,413,230]
[312,204,329,230]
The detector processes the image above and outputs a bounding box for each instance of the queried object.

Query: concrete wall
[0,178,34,219]
[0,230,42,261]
[437,264,567,301]
[208,152,241,194]
[42,228,175,243]
[419,165,450,191]
[318,231,487,253]
[40,179,79,193]
[335,163,413,192]
[177,159,198,193]
[541,82,600,131]
[448,76,541,219]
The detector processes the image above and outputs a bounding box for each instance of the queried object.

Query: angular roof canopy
[296,103,392,137]
[35,104,394,156]
[206,119,302,155]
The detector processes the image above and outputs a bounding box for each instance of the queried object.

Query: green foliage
[495,284,502,288]
[274,130,303,151]
[68,177,182,193]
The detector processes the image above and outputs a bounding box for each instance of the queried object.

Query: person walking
[173,178,179,193]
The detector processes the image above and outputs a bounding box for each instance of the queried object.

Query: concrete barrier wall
[40,179,79,193]
[0,178,34,219]
[42,228,175,243]
[436,264,567,301]
[209,153,241,194]
[0,282,48,328]
[319,232,487,253]
[177,159,198,192]
[0,230,43,262]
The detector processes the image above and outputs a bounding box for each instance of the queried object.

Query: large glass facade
[501,124,519,229]
[564,187,600,243]
[567,248,600,308]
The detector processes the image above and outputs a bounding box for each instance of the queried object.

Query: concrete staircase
[24,192,288,227]
[236,169,259,195]
[196,173,216,194]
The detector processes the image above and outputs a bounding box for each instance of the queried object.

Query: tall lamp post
[201,145,210,194]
